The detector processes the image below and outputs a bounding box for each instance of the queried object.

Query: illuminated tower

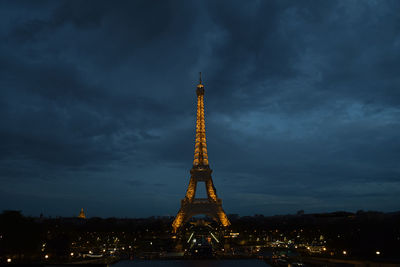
[172,73,230,232]
[78,208,86,219]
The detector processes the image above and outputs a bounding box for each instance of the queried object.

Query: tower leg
[206,180,217,201]
[172,209,185,233]
[217,207,231,227]
[185,177,197,201]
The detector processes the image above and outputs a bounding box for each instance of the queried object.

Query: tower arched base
[172,198,230,233]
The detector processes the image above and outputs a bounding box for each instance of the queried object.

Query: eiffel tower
[172,73,230,233]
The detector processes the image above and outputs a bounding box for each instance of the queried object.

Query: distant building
[78,208,86,219]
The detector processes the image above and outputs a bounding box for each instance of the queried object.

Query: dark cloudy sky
[1,0,399,218]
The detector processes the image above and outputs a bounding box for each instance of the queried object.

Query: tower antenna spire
[199,72,202,84]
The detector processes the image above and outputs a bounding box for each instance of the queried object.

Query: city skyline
[1,0,400,217]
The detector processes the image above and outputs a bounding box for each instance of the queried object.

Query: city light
[45,255,49,259]
[343,251,347,255]
[187,232,194,243]
[230,232,239,238]
[7,258,11,263]
[70,252,74,256]
[210,232,220,243]
[376,251,381,255]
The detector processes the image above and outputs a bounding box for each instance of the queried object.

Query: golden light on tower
[78,208,86,219]
[193,75,209,167]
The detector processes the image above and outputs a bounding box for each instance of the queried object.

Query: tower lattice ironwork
[172,73,230,232]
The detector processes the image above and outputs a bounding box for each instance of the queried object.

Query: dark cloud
[0,0,399,217]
